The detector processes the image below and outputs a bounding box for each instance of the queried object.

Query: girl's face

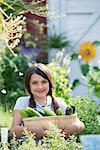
[29,73,49,100]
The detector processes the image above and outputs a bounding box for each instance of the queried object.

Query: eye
[42,80,48,83]
[32,81,38,84]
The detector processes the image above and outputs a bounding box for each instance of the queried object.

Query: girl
[11,63,84,139]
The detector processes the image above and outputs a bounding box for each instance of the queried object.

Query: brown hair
[24,63,59,111]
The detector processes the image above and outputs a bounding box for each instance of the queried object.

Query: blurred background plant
[0,8,26,54]
[46,28,72,62]
[0,0,49,53]
[87,65,100,99]
[0,52,33,110]
[71,41,100,100]
[48,51,100,136]
[21,19,47,49]
[19,17,48,63]
[0,0,49,17]
[0,106,12,128]
[0,0,50,110]
[45,31,71,49]
[0,0,71,64]
[66,96,100,136]
[48,50,72,99]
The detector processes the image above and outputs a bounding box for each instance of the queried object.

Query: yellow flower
[79,41,96,61]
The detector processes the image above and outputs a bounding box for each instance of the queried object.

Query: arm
[61,118,85,136]
[11,111,26,138]
[56,98,85,135]
[11,111,47,139]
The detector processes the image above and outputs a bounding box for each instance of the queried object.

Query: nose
[37,83,43,89]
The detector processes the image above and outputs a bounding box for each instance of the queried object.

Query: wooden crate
[23,114,77,129]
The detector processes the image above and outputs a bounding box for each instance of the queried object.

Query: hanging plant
[0,0,50,55]
[0,10,26,54]
[46,32,70,49]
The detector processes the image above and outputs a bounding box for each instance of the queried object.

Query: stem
[5,41,17,57]
[79,81,88,87]
[0,7,9,18]
[3,142,7,150]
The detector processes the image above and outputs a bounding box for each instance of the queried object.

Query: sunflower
[79,41,96,61]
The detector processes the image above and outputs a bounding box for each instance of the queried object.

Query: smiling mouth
[37,90,45,93]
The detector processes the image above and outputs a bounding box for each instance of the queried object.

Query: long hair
[24,63,59,110]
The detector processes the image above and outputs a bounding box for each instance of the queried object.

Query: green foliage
[9,131,46,150]
[72,79,80,89]
[0,0,48,17]
[65,96,100,135]
[47,51,72,99]
[80,63,89,76]
[0,52,31,110]
[96,104,100,115]
[46,32,70,49]
[0,0,49,54]
[92,40,100,46]
[87,66,100,98]
[0,107,12,128]
[71,58,100,99]
[70,53,78,60]
[0,125,82,150]
[42,124,83,150]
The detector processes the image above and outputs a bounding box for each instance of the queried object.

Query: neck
[34,97,47,106]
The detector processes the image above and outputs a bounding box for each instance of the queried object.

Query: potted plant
[45,32,71,62]
[46,32,70,49]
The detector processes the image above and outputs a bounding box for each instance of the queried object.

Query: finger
[43,126,48,130]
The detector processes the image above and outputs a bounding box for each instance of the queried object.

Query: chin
[35,94,47,98]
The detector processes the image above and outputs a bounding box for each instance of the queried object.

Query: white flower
[19,72,23,76]
[1,89,7,94]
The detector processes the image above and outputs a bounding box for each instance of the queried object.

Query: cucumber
[25,107,42,117]
[65,106,73,115]
[44,107,57,116]
[19,109,29,118]
[56,108,63,116]
[71,105,76,114]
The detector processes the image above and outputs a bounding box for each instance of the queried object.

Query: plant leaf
[72,79,80,89]
[81,63,89,76]
[93,41,100,46]
[71,53,78,60]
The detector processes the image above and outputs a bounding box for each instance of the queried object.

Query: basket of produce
[23,114,77,129]
[19,106,77,129]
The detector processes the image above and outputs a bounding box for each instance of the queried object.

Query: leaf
[94,86,100,98]
[81,63,89,76]
[46,32,70,49]
[93,41,100,46]
[70,53,78,60]
[93,66,100,71]
[72,79,80,89]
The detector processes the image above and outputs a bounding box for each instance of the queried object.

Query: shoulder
[54,97,67,105]
[16,96,30,102]
[14,96,30,110]
[54,97,68,111]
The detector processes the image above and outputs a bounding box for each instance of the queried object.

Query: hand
[29,125,47,139]
[61,124,78,136]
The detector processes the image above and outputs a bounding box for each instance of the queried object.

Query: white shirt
[14,95,68,114]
